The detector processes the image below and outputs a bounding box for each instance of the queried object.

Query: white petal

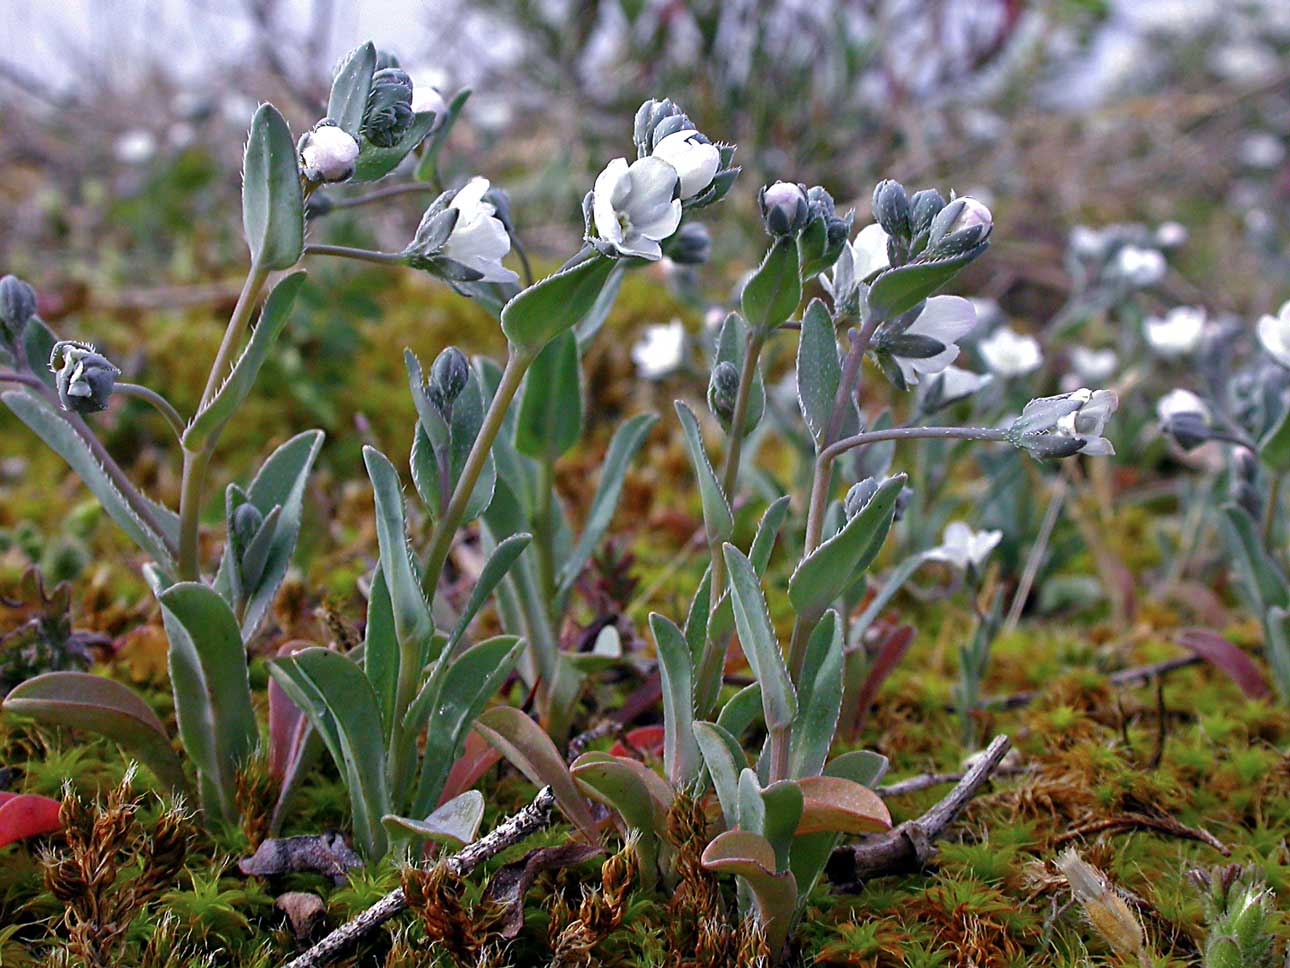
[851,223,891,279]
[632,198,682,242]
[652,130,720,199]
[909,295,978,345]
[625,157,680,216]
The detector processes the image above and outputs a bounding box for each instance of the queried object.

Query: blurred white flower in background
[1157,388,1209,422]
[1113,245,1166,287]
[1239,131,1286,169]
[632,319,686,379]
[1070,346,1118,383]
[591,156,682,260]
[1257,300,1290,367]
[929,364,992,404]
[441,177,519,283]
[1144,306,1205,356]
[1069,225,1106,260]
[891,296,979,386]
[979,326,1042,377]
[927,521,1002,572]
[114,129,156,164]
[1155,222,1188,248]
[411,83,447,118]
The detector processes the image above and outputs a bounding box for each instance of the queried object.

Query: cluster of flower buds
[0,274,37,346]
[48,341,119,414]
[872,179,993,266]
[1007,388,1118,459]
[402,177,518,285]
[427,346,470,416]
[706,360,744,432]
[631,98,738,210]
[363,67,415,148]
[758,182,851,267]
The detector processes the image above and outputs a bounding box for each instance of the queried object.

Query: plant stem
[177,445,212,580]
[303,243,407,267]
[768,724,790,783]
[116,382,186,442]
[421,348,534,598]
[324,182,438,210]
[200,266,271,408]
[718,330,767,501]
[535,457,558,611]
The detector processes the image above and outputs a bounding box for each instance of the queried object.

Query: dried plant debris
[238,831,362,883]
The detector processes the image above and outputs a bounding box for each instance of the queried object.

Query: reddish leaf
[437,730,502,807]
[268,640,314,780]
[610,725,665,759]
[0,791,62,848]
[1176,629,1271,700]
[846,624,915,739]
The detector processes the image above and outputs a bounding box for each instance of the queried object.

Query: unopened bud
[49,341,119,414]
[844,478,879,518]
[872,179,911,240]
[299,122,359,183]
[231,502,265,550]
[429,347,470,412]
[363,68,415,148]
[0,275,37,342]
[909,189,946,238]
[759,181,809,237]
[668,221,711,265]
[927,196,993,251]
[707,360,741,427]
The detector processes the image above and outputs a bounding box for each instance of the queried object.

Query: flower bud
[759,181,809,237]
[893,486,913,522]
[667,221,711,266]
[844,478,879,518]
[707,360,741,428]
[362,68,415,148]
[49,341,119,414]
[0,274,37,342]
[872,179,911,240]
[927,196,993,252]
[428,346,470,413]
[231,502,265,551]
[909,189,946,239]
[299,122,360,183]
[633,98,693,153]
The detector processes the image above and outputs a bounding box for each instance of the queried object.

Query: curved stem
[116,382,186,441]
[325,182,438,211]
[303,243,407,267]
[0,370,46,391]
[511,235,536,289]
[200,266,270,408]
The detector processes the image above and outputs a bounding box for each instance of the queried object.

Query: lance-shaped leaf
[184,272,306,450]
[866,243,988,321]
[676,402,734,542]
[789,610,844,778]
[704,496,792,656]
[154,580,258,822]
[694,721,746,829]
[213,429,325,640]
[515,330,582,461]
[1221,504,1290,615]
[723,544,796,733]
[2,390,176,569]
[571,752,672,881]
[3,671,186,793]
[795,776,891,835]
[474,706,598,842]
[788,474,906,620]
[797,299,842,447]
[352,110,442,183]
[742,235,801,333]
[446,534,531,653]
[267,640,323,836]
[716,683,763,742]
[269,648,391,858]
[364,567,398,741]
[243,102,304,270]
[824,750,889,787]
[650,613,702,787]
[501,253,616,353]
[382,789,485,848]
[701,830,799,953]
[1174,628,1271,700]
[411,635,525,817]
[326,42,376,137]
[574,262,625,350]
[415,87,471,185]
[363,447,433,661]
[555,413,658,603]
[710,312,765,432]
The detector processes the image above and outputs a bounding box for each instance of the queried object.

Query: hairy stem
[116,382,186,442]
[303,243,407,267]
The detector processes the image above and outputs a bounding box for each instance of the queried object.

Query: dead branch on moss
[826,734,1013,891]
[985,655,1202,712]
[279,786,557,968]
[1054,812,1230,855]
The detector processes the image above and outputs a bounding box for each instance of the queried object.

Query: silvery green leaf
[382,790,484,848]
[23,316,58,392]
[694,721,746,829]
[789,610,844,778]
[574,264,625,351]
[824,749,889,787]
[796,299,841,447]
[243,103,304,271]
[515,330,583,460]
[364,566,398,742]
[404,349,450,452]
[501,253,616,354]
[2,389,176,570]
[184,272,306,450]
[363,447,433,660]
[153,578,258,823]
[788,474,906,620]
[408,369,495,524]
[1221,504,1290,615]
[865,242,987,321]
[741,235,801,332]
[881,333,945,359]
[327,42,377,138]
[650,613,702,788]
[238,503,281,591]
[675,402,734,542]
[723,544,796,733]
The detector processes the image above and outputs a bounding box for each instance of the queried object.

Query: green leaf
[22,316,58,392]
[269,648,391,858]
[675,402,734,542]
[473,706,599,842]
[2,671,186,793]
[184,272,306,450]
[363,447,433,657]
[446,534,531,653]
[242,103,304,271]
[722,544,796,732]
[213,430,324,640]
[2,390,175,569]
[741,235,802,332]
[154,580,258,823]
[415,87,471,184]
[716,683,763,742]
[555,413,657,604]
[352,110,441,183]
[364,566,398,742]
[409,366,495,524]
[382,790,484,848]
[650,613,702,787]
[501,254,616,353]
[738,771,803,870]
[790,610,844,778]
[574,263,625,351]
[796,299,841,447]
[700,830,799,953]
[749,495,792,573]
[866,243,987,320]
[1264,607,1290,703]
[515,330,583,460]
[1221,504,1290,614]
[788,474,906,620]
[694,721,747,829]
[412,635,525,816]
[711,312,765,432]
[824,750,889,787]
[327,42,376,137]
[1260,407,1290,473]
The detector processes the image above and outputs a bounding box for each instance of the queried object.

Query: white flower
[1155,222,1188,248]
[651,129,720,200]
[1055,388,1118,456]
[592,156,682,260]
[945,196,993,235]
[821,223,890,305]
[114,129,156,164]
[441,177,519,284]
[1069,225,1106,260]
[932,365,992,401]
[1070,346,1118,383]
[411,84,448,118]
[1257,300,1290,367]
[927,521,1002,572]
[299,123,360,183]
[1239,131,1285,169]
[1144,306,1205,356]
[1157,388,1209,423]
[979,327,1042,377]
[892,296,979,386]
[631,319,686,379]
[1113,245,1166,287]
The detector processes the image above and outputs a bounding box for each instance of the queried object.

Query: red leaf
[0,791,62,848]
[849,624,915,737]
[1176,629,1271,700]
[437,730,502,807]
[269,640,315,780]
[610,725,666,759]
